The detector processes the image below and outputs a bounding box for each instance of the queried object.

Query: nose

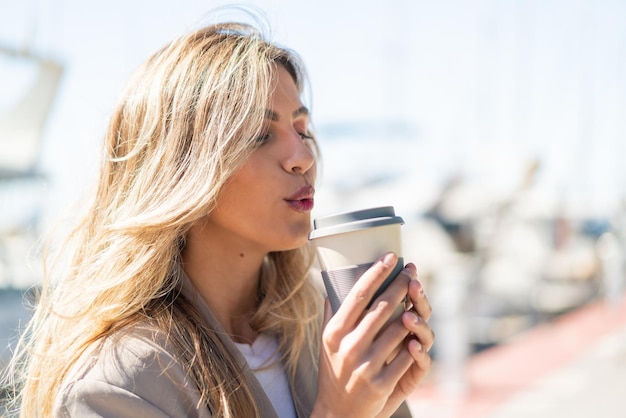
[283,132,316,175]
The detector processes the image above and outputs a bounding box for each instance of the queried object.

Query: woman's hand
[312,252,434,418]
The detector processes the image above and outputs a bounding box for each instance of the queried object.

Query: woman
[6,18,434,417]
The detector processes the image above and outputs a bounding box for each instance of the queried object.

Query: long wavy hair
[5,20,323,417]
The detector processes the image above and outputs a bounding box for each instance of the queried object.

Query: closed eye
[299,132,314,141]
[255,130,312,145]
[255,132,271,144]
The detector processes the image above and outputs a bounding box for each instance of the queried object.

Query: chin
[274,233,310,253]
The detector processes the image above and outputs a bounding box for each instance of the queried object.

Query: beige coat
[55,270,412,417]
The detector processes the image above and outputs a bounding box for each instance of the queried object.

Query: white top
[235,333,297,418]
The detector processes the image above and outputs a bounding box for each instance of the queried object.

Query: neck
[182,221,266,343]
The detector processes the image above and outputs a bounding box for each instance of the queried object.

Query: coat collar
[176,264,317,418]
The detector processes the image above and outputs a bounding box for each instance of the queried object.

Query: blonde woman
[5,18,434,418]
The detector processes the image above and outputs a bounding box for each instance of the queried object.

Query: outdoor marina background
[2,0,626,408]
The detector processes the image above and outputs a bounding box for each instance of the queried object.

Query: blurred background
[1,0,625,416]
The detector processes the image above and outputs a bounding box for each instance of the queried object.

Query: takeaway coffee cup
[309,206,405,314]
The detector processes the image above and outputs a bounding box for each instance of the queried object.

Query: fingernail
[404,311,420,325]
[381,252,396,267]
[413,340,423,352]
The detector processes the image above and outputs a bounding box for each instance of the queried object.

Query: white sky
[1,0,626,222]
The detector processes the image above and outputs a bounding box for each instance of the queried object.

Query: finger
[354,267,415,351]
[366,307,412,366]
[333,252,398,329]
[356,264,420,367]
[382,334,432,384]
[407,276,432,321]
[377,339,418,385]
[383,339,433,406]
[402,310,435,353]
[406,337,433,377]
[355,263,413,340]
[377,311,435,373]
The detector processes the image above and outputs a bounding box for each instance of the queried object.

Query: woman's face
[203,65,317,255]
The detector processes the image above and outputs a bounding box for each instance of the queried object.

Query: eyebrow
[264,106,309,121]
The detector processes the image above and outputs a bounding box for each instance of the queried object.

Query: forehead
[268,65,302,111]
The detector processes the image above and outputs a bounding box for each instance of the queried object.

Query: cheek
[211,174,254,221]
[223,163,261,198]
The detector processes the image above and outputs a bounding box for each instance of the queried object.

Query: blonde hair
[5,21,322,417]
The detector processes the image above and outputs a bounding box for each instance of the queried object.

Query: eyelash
[256,133,271,143]
[255,131,313,144]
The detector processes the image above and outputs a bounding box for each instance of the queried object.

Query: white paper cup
[309,206,405,313]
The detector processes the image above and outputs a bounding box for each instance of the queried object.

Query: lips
[285,185,315,212]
